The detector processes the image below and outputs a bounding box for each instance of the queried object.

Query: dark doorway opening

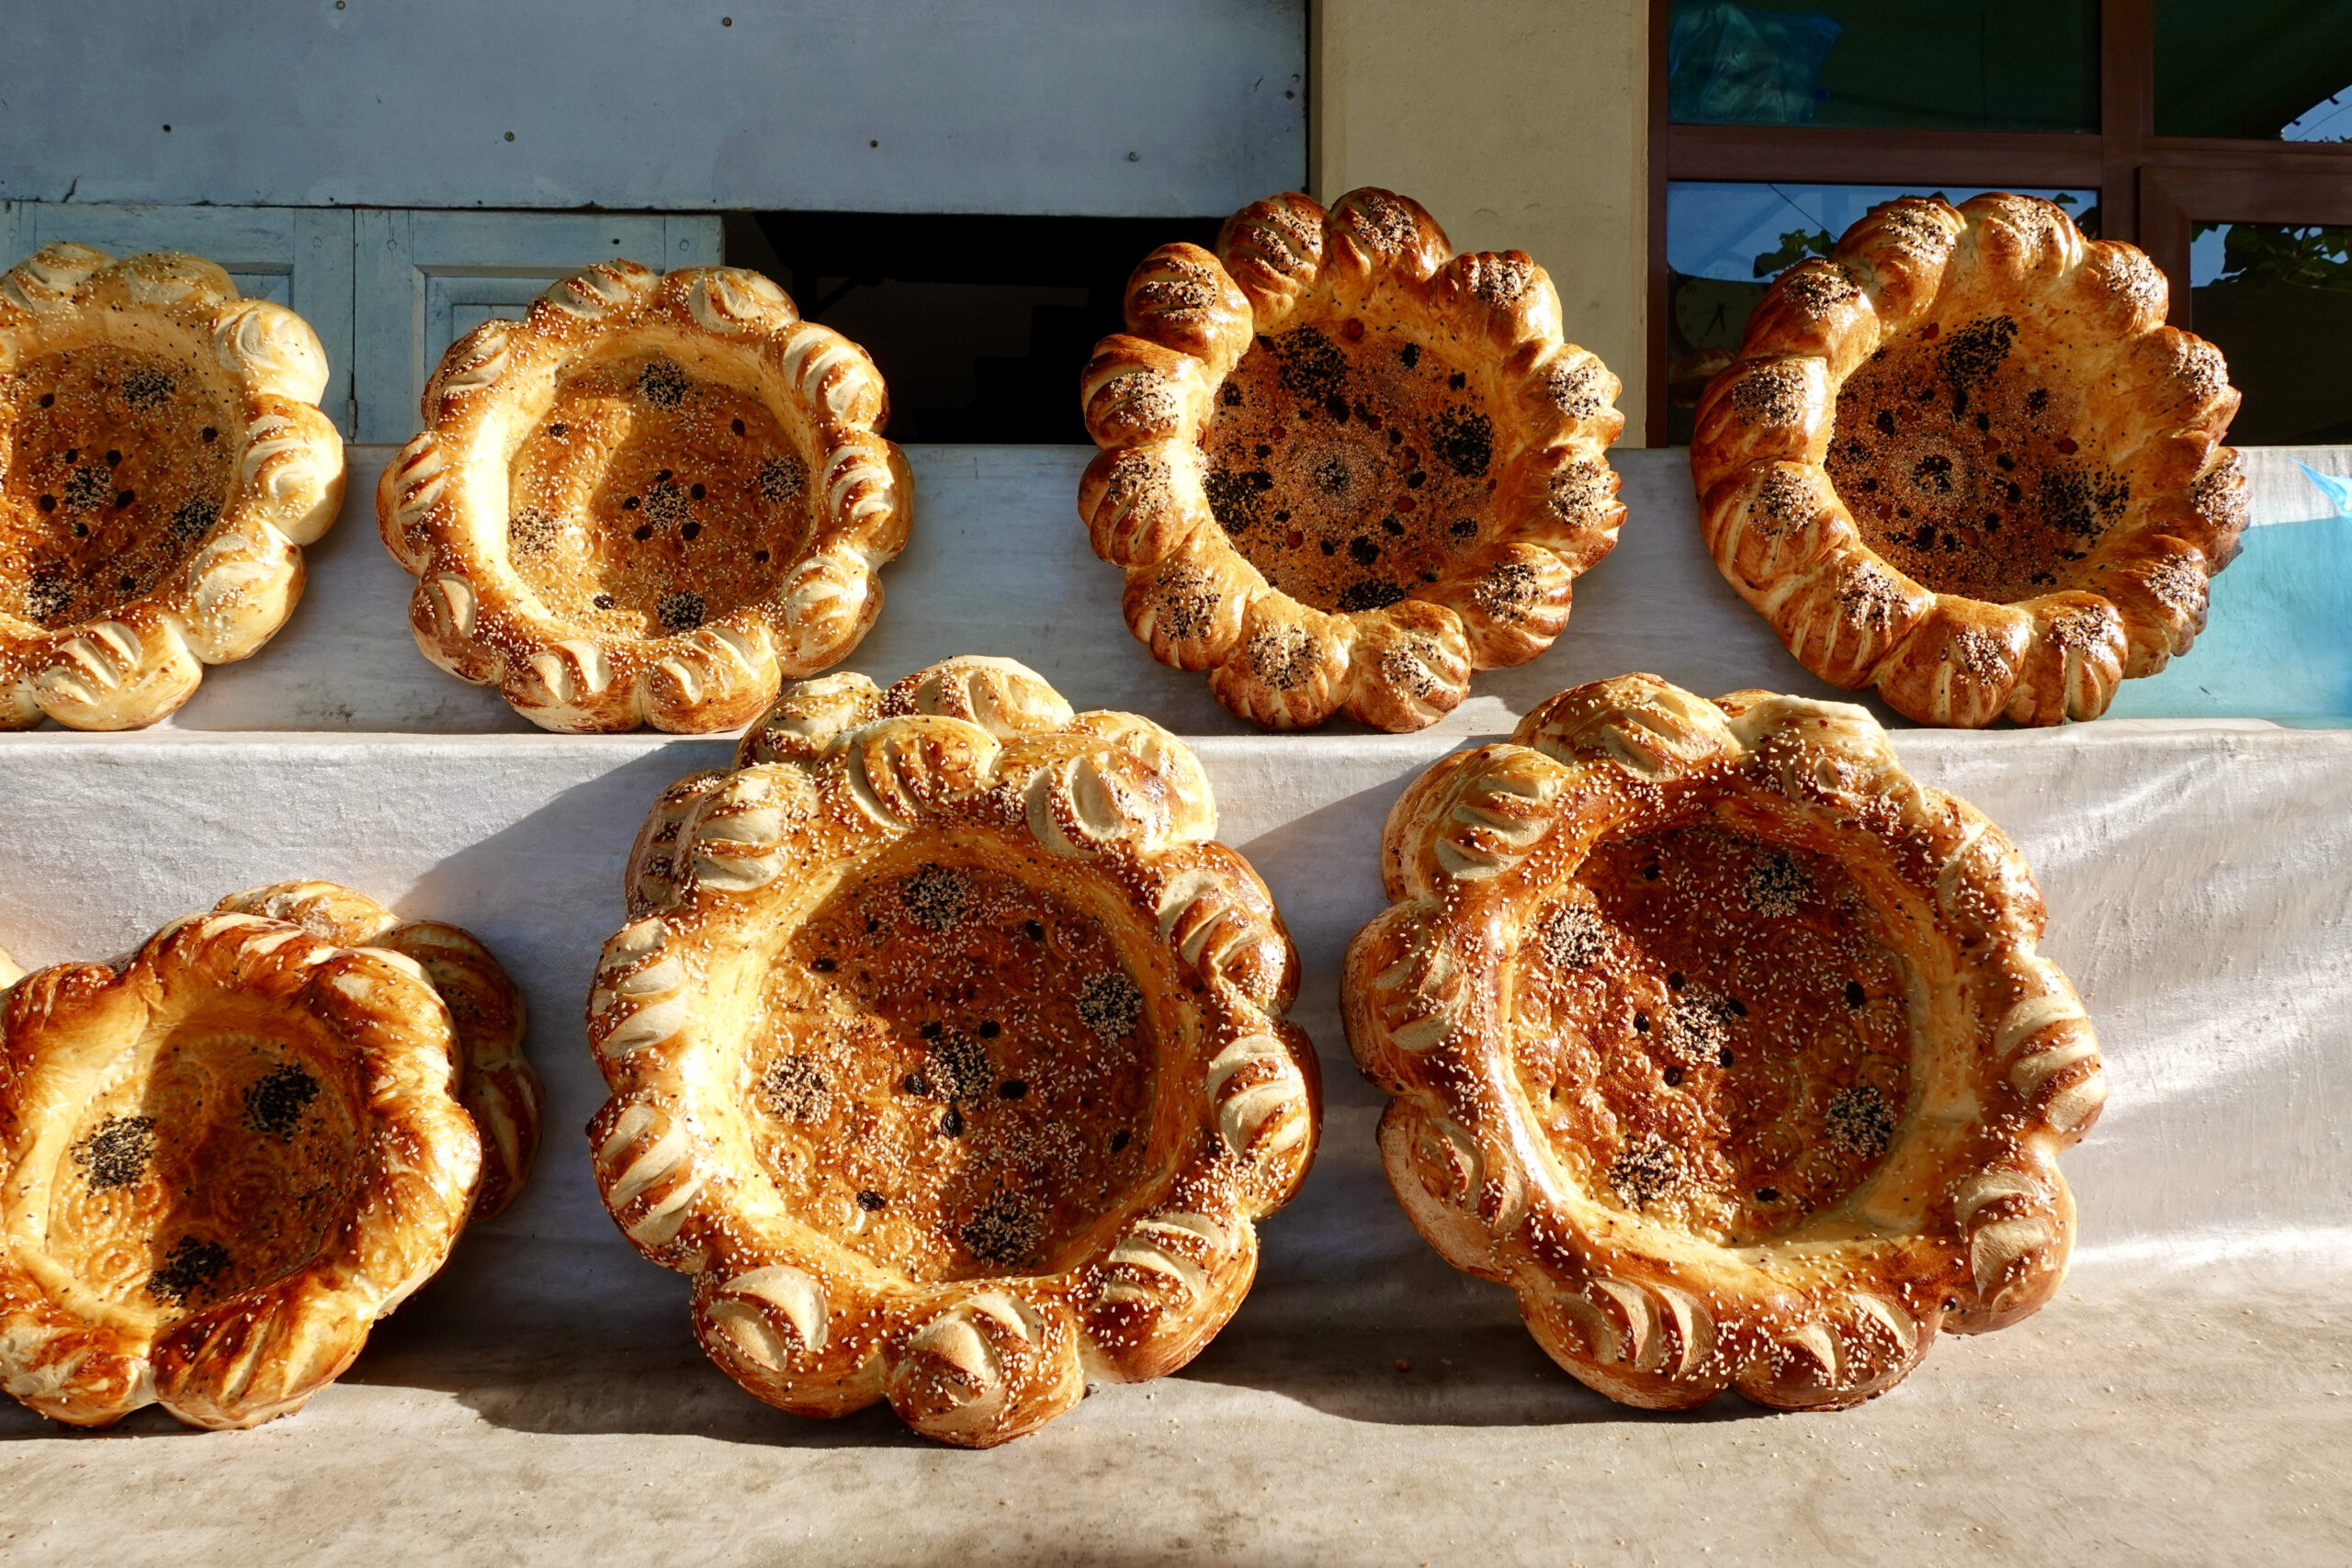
[729,212,1222,445]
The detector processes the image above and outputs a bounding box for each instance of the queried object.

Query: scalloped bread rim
[377,260,912,734]
[1689,193,2246,728]
[1343,671,2104,1411]
[586,655,1320,1447]
[0,245,346,730]
[0,904,481,1429]
[1080,187,1627,732]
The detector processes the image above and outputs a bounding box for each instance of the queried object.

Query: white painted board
[147,445,2352,733]
[0,3,1307,217]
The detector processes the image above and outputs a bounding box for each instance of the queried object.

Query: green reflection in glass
[2190,223,2352,444]
[2156,2,2352,141]
[1667,1,2096,131]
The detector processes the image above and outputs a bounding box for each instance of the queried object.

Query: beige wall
[1312,0,1650,439]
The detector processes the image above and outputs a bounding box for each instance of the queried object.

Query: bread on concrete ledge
[1690,193,2245,727]
[589,655,1319,1447]
[379,261,911,733]
[1344,672,2102,1410]
[0,884,536,1429]
[0,245,345,729]
[1081,188,1625,732]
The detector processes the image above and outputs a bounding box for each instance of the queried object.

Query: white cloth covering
[0,447,2343,1565]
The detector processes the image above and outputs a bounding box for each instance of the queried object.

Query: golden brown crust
[1080,189,1625,732]
[1343,672,2102,1410]
[0,905,483,1428]
[0,246,346,729]
[210,882,539,1221]
[1690,194,2244,728]
[588,655,1317,1446]
[377,261,912,733]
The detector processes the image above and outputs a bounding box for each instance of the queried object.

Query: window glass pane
[2189,224,2352,443]
[2156,2,2352,141]
[1667,2,2097,131]
[1665,182,2098,441]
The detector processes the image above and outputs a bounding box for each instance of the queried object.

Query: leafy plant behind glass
[1751,227,1834,276]
[2199,224,2352,293]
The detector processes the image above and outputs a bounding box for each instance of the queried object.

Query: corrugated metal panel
[0,3,1306,216]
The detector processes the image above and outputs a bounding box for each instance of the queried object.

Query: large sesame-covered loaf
[379,260,910,733]
[1080,188,1625,732]
[1344,673,2102,1410]
[588,655,1320,1447]
[1691,193,2244,727]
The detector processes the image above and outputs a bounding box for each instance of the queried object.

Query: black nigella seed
[147,1235,231,1305]
[73,1114,155,1191]
[998,1080,1028,1100]
[856,1190,887,1212]
[242,1064,321,1142]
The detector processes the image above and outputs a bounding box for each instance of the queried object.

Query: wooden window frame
[1648,0,2352,442]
